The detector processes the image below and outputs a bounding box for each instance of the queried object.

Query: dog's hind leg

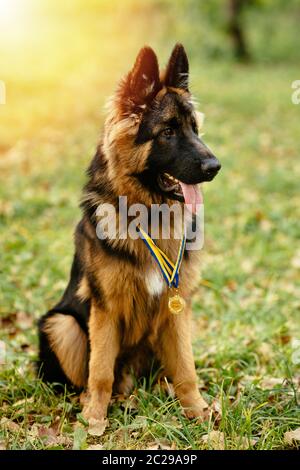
[114,368,134,396]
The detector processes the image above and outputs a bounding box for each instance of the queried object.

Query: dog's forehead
[136,91,194,142]
[155,92,193,119]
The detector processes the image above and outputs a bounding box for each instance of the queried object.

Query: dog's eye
[162,128,175,138]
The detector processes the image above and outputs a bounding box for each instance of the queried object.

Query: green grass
[1,0,300,451]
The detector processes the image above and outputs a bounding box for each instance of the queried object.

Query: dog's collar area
[138,224,186,314]
[138,224,185,288]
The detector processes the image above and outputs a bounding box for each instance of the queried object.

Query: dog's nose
[201,158,221,178]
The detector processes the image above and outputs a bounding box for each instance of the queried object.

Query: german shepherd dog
[38,44,221,423]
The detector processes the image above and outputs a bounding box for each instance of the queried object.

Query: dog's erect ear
[127,46,161,105]
[164,43,189,91]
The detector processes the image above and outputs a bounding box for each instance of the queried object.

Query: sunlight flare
[0,0,30,42]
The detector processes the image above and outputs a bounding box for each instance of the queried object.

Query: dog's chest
[144,267,165,298]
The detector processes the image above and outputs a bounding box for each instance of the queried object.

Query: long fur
[38,44,219,421]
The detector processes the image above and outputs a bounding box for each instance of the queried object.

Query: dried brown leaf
[16,311,34,330]
[201,430,225,450]
[257,342,273,362]
[260,377,284,390]
[211,399,222,417]
[0,417,20,432]
[13,396,34,408]
[28,423,40,438]
[87,444,103,450]
[235,436,258,449]
[27,423,71,447]
[0,440,6,450]
[284,428,300,446]
[146,441,173,450]
[38,425,57,444]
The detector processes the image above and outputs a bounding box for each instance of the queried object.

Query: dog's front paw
[81,383,112,431]
[82,403,108,436]
[86,417,108,436]
[82,402,106,422]
[184,405,211,422]
[183,397,211,422]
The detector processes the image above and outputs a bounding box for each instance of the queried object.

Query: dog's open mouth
[158,173,203,213]
[158,173,182,198]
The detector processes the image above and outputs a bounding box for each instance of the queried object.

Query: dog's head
[104,44,220,209]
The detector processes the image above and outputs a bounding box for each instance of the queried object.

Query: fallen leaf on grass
[284,428,300,446]
[38,425,71,446]
[87,444,103,450]
[257,342,273,362]
[260,377,284,390]
[0,440,7,450]
[16,311,34,330]
[52,436,72,447]
[28,423,71,447]
[235,436,258,449]
[13,396,34,408]
[0,315,17,336]
[146,441,175,450]
[211,399,222,418]
[201,431,225,450]
[0,417,20,432]
[38,425,57,444]
[87,418,108,437]
[226,279,238,291]
[0,314,16,328]
[28,423,39,438]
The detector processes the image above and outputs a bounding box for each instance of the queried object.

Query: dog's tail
[37,255,90,389]
[38,311,89,388]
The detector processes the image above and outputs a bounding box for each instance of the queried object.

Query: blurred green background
[0,0,299,450]
[1,0,300,148]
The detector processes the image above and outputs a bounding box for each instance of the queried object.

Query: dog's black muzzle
[200,157,221,181]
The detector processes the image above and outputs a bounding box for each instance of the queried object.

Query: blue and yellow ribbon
[138,225,186,288]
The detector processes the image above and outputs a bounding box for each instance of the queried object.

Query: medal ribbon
[138,225,186,288]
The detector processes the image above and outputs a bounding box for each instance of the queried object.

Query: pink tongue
[179,182,203,213]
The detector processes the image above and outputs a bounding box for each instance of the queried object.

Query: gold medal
[138,224,186,315]
[168,289,186,314]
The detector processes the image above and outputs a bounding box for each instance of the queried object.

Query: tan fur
[154,304,209,419]
[195,110,205,130]
[55,50,212,422]
[79,83,209,421]
[116,370,134,396]
[76,276,91,302]
[83,301,119,421]
[43,314,88,387]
